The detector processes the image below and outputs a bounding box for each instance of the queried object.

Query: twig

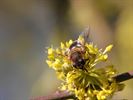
[115,71,133,82]
[30,90,75,100]
[30,71,133,100]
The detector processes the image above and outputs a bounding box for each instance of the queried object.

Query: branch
[30,90,75,100]
[30,71,133,100]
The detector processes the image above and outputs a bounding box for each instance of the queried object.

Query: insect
[66,28,90,70]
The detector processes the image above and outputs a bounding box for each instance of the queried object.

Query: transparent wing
[81,27,90,44]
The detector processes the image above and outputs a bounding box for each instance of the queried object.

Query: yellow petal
[69,40,73,45]
[66,42,70,47]
[53,59,62,69]
[48,48,54,55]
[61,42,65,49]
[103,54,108,60]
[56,48,61,54]
[104,45,113,54]
[46,60,53,67]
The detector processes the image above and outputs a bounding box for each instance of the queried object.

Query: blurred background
[0,0,133,100]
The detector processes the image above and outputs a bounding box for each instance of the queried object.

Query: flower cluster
[46,35,124,100]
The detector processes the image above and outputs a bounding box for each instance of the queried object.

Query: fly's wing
[81,27,90,44]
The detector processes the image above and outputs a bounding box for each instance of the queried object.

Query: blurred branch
[30,71,133,100]
[30,90,75,100]
[115,71,133,82]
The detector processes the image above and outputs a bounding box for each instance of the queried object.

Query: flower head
[46,34,124,100]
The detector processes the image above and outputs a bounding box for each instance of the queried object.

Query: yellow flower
[46,34,124,100]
